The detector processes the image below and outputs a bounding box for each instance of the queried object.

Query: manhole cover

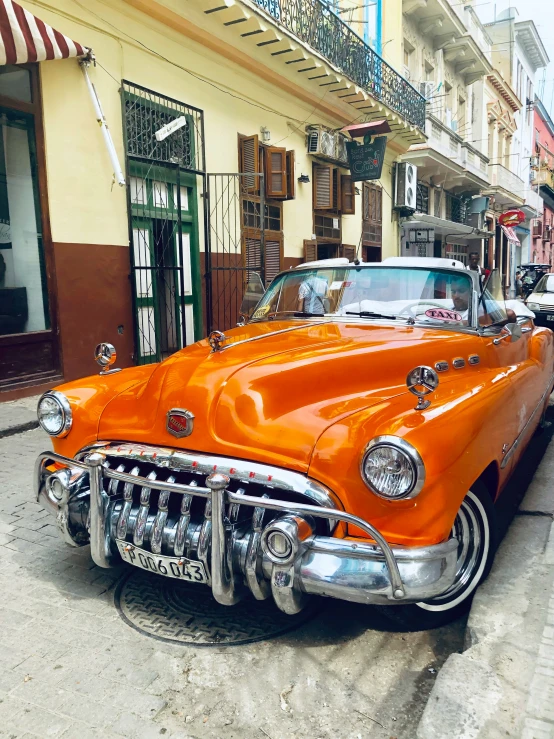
[115,570,319,646]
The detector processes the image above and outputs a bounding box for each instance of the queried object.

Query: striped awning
[0,0,87,65]
[500,224,521,245]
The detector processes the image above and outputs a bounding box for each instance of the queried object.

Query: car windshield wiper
[345,311,397,320]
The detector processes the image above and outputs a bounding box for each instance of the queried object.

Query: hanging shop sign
[346,136,387,182]
[498,209,525,227]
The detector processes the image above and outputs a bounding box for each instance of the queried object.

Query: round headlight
[361,436,424,500]
[37,391,72,437]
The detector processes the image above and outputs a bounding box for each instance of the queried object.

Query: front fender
[45,365,158,458]
[309,370,507,547]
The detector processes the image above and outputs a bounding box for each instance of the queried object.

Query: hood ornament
[209,330,226,352]
[94,343,121,375]
[406,366,439,411]
[167,408,195,438]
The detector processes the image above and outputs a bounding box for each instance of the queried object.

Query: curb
[0,420,40,439]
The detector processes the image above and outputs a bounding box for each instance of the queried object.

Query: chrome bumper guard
[35,450,458,612]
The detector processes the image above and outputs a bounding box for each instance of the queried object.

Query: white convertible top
[382,256,466,270]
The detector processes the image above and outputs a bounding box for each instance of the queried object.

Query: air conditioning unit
[530,169,538,184]
[394,162,417,210]
[530,155,540,169]
[306,126,348,165]
[419,81,434,99]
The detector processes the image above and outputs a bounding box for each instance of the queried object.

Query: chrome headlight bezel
[360,436,425,500]
[37,391,72,438]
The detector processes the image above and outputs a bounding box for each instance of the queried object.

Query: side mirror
[493,322,522,345]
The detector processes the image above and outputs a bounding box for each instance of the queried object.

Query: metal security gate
[205,173,267,333]
[122,81,205,364]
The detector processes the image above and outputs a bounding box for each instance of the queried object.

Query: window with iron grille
[445,192,465,224]
[416,182,429,214]
[122,81,204,172]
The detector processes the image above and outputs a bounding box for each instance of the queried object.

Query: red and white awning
[500,224,521,245]
[0,0,87,65]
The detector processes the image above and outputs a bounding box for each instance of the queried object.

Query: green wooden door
[129,162,202,364]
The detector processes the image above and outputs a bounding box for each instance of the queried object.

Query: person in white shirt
[297,274,328,314]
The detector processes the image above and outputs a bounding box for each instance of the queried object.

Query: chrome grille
[97,444,335,558]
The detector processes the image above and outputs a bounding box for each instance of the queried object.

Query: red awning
[500,224,521,245]
[0,0,87,65]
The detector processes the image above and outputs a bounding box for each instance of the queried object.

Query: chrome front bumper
[35,450,458,612]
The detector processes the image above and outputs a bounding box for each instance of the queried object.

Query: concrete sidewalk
[0,396,40,438]
[418,434,554,739]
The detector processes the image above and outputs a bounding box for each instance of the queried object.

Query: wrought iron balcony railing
[254,0,426,130]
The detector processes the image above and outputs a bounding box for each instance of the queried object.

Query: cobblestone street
[0,428,465,739]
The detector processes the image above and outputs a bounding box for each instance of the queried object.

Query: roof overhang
[487,71,522,112]
[482,185,525,209]
[442,35,492,82]
[402,146,489,193]
[515,20,550,70]
[402,213,493,241]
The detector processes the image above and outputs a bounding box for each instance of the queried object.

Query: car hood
[98,320,478,472]
[528,292,554,306]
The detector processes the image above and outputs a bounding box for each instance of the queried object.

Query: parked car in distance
[526,273,554,328]
[35,257,554,629]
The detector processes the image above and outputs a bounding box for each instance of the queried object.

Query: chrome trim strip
[501,373,554,468]
[222,321,330,352]
[82,443,338,511]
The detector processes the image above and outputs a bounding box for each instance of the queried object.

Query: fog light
[267,531,293,559]
[46,468,71,502]
[261,515,314,565]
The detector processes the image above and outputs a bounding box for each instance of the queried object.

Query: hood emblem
[167,409,195,438]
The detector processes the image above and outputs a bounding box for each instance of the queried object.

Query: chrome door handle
[493,334,510,344]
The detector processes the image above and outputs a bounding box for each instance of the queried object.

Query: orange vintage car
[34,257,554,628]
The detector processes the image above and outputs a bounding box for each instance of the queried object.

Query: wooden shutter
[333,170,339,210]
[313,164,333,209]
[240,135,259,193]
[341,175,355,215]
[265,233,283,285]
[265,146,287,198]
[243,233,262,280]
[303,239,318,262]
[340,245,356,262]
[286,150,296,200]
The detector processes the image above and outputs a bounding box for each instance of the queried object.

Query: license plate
[547,315,554,322]
[116,541,208,583]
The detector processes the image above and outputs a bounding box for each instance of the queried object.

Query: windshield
[249,266,475,327]
[534,274,554,293]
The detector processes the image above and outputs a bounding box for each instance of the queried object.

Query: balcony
[483,164,525,207]
[402,115,489,195]
[254,0,426,129]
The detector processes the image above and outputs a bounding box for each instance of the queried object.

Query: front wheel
[381,484,497,630]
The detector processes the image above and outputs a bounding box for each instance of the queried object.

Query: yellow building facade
[1,0,424,395]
